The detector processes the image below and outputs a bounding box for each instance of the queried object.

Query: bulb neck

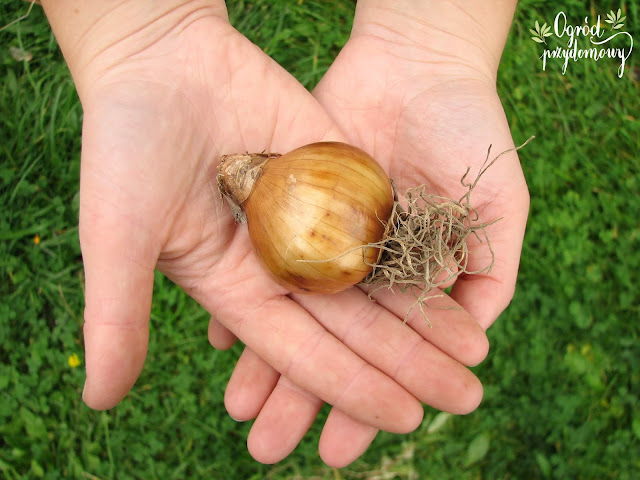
[217,152,281,223]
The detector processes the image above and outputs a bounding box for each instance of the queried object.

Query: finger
[80,204,156,410]
[361,285,490,367]
[227,347,378,465]
[225,347,279,421]
[208,315,237,350]
[319,409,379,468]
[247,376,323,464]
[293,288,485,415]
[443,125,530,330]
[450,191,529,330]
[201,263,424,433]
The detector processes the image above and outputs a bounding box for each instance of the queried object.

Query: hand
[42,0,489,467]
[314,0,528,330]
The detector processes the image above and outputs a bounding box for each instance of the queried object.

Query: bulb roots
[361,137,535,325]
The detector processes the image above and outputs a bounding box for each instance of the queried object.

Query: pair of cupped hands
[46,0,528,468]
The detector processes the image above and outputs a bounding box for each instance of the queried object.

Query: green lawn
[1,1,638,479]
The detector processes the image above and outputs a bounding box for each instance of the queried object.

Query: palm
[314,35,530,328]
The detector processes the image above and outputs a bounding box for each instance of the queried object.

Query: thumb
[80,202,156,410]
[78,137,159,410]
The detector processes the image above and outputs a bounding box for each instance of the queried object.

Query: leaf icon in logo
[605,8,626,30]
[530,20,553,44]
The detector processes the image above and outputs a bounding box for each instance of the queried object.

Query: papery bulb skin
[218,142,394,294]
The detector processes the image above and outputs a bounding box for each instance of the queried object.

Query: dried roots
[360,137,534,325]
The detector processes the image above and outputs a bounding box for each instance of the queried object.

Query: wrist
[41,0,228,99]
[353,0,517,83]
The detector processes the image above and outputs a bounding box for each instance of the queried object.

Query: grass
[1,0,639,478]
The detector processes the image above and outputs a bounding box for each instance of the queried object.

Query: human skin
[40,0,519,468]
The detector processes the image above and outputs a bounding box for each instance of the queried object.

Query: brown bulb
[218,142,394,294]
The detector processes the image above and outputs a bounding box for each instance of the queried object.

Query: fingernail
[82,380,87,402]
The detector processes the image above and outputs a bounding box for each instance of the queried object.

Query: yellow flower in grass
[68,353,81,368]
[33,234,41,245]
